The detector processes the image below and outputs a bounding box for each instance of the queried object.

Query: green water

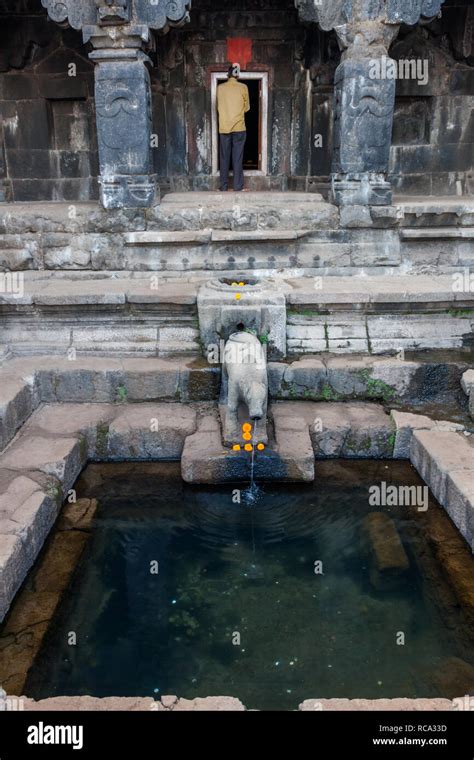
[25,461,474,710]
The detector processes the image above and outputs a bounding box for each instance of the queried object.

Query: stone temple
[0,0,472,205]
[0,0,472,352]
[0,0,473,714]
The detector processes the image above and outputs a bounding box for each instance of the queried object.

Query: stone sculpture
[221,332,268,446]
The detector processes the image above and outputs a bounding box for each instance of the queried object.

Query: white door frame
[211,71,268,177]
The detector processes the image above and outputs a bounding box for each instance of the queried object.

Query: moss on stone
[116,385,128,403]
[366,378,396,403]
[321,383,340,401]
[446,308,474,318]
[96,422,109,459]
[46,481,62,508]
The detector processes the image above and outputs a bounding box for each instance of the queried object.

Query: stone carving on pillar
[41,0,191,208]
[331,22,399,206]
[95,1,130,25]
[295,0,446,207]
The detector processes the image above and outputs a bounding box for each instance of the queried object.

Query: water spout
[221,331,269,448]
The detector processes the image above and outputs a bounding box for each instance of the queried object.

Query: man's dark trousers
[219,130,246,191]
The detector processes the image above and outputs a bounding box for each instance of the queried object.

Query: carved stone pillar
[41,0,190,209]
[330,22,399,207]
[295,0,447,207]
[86,25,156,208]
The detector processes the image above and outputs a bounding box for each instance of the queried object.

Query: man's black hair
[227,63,240,78]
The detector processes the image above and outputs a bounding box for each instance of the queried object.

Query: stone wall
[146,0,315,193]
[388,0,474,196]
[0,0,98,202]
[0,0,472,202]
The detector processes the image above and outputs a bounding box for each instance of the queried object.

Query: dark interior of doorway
[217,78,260,172]
[241,78,259,170]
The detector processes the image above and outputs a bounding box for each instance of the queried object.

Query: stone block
[325,356,378,398]
[0,436,85,495]
[308,405,351,458]
[446,470,474,549]
[273,415,315,482]
[461,370,474,396]
[361,513,410,591]
[0,534,26,622]
[108,404,197,460]
[342,404,395,458]
[37,365,123,403]
[281,358,327,398]
[410,430,474,508]
[391,410,463,459]
[0,376,35,451]
[121,360,181,401]
[25,403,114,457]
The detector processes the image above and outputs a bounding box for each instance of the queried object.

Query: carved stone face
[95,0,129,24]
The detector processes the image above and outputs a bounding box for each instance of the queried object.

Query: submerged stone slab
[0,525,91,693]
[362,513,410,591]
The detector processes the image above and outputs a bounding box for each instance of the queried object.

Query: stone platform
[1,195,472,275]
[1,273,473,357]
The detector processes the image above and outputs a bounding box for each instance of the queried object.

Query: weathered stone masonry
[0,0,472,207]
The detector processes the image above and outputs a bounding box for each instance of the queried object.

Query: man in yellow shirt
[217,63,250,191]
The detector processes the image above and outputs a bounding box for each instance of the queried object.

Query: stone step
[2,199,473,274]
[0,353,470,454]
[1,273,471,309]
[2,274,471,357]
[160,191,326,206]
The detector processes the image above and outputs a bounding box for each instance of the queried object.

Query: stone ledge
[5,695,246,711]
[125,231,211,245]
[410,430,474,549]
[391,410,464,459]
[400,227,474,239]
[0,352,471,455]
[2,694,464,711]
[299,698,456,711]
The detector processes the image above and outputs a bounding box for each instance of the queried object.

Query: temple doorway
[211,71,268,177]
